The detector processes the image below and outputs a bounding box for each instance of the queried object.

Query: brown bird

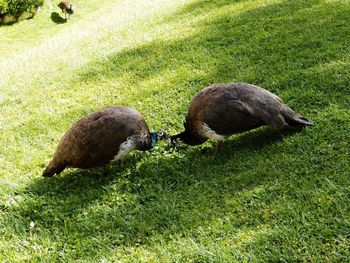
[58,1,74,19]
[171,83,313,150]
[43,106,167,177]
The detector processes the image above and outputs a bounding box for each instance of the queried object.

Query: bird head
[170,132,186,147]
[150,130,168,147]
[170,128,207,147]
[67,4,74,14]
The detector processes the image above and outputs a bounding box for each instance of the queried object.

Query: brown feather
[43,106,153,176]
[172,83,313,145]
[58,1,70,11]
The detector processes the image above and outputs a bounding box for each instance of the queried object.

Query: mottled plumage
[58,1,74,19]
[171,83,313,146]
[43,106,165,177]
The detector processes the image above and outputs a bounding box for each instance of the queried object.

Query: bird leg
[101,166,109,177]
[118,158,124,168]
[214,141,223,154]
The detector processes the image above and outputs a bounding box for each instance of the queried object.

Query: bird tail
[282,106,314,127]
[42,159,67,177]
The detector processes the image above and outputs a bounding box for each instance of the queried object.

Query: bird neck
[150,132,158,147]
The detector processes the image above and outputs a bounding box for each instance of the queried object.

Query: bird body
[58,1,74,19]
[43,106,163,177]
[171,83,313,146]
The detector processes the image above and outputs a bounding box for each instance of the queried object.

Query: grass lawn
[0,0,349,261]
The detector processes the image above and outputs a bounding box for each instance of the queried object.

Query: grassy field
[0,0,349,261]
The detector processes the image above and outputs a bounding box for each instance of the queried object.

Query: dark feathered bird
[43,106,167,177]
[58,1,74,19]
[171,83,313,149]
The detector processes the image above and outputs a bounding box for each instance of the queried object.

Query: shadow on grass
[6,0,350,260]
[57,0,349,146]
[9,128,304,258]
[16,0,349,143]
[50,12,67,24]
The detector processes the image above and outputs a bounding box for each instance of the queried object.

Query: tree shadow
[71,0,349,129]
[50,12,67,24]
[5,0,350,260]
[5,126,305,260]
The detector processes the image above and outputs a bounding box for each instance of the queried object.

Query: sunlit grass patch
[0,0,350,261]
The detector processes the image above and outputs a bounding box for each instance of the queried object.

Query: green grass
[1,0,349,261]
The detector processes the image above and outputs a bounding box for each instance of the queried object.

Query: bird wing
[56,114,126,167]
[203,93,263,135]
